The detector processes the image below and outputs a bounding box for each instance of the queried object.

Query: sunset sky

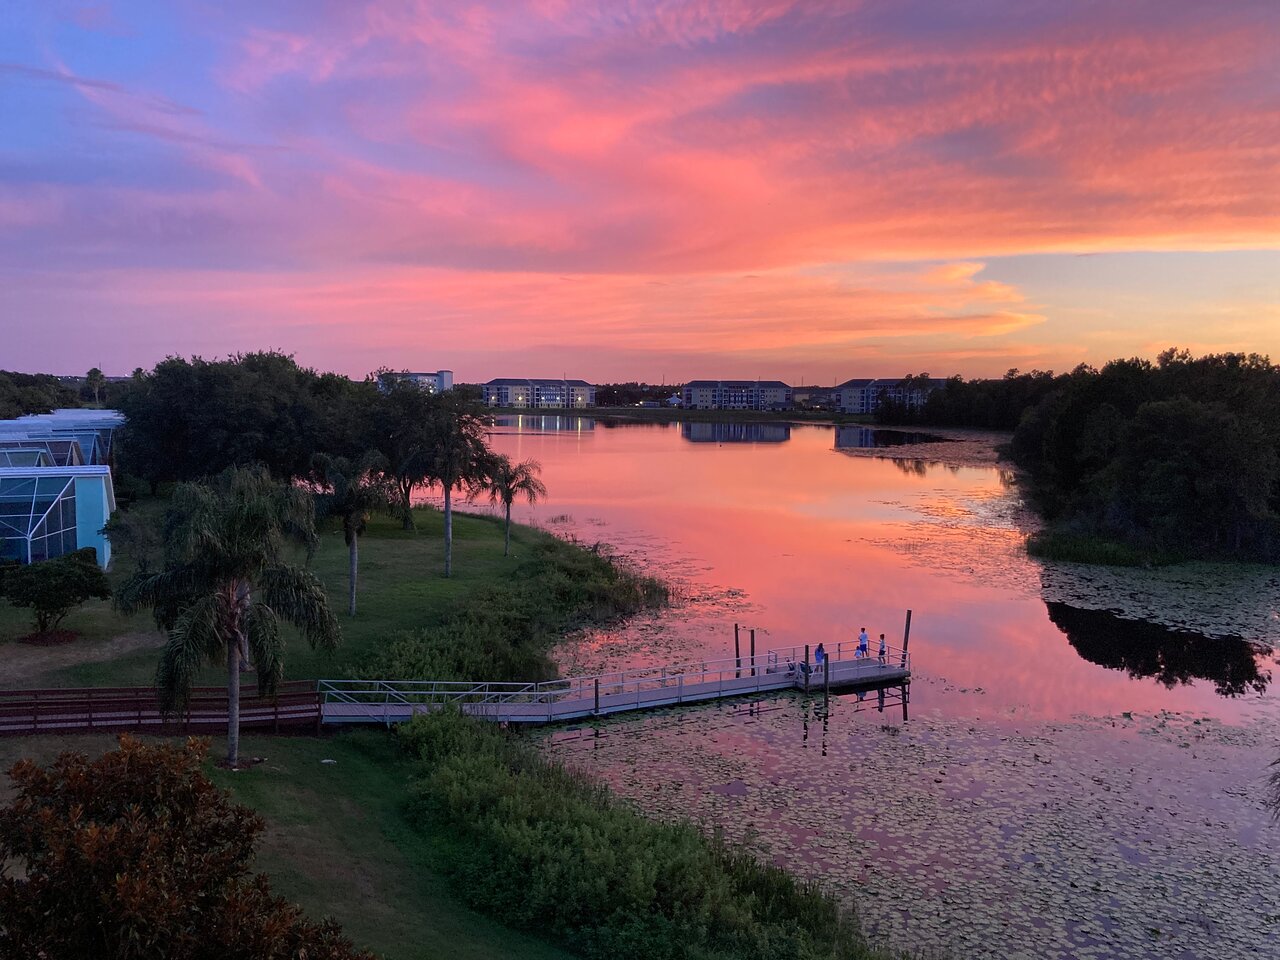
[3,1,1278,383]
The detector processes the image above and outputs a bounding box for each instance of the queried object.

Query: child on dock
[878,633,887,664]
[857,627,869,659]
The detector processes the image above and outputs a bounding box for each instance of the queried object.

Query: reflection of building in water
[491,415,595,432]
[1046,601,1269,698]
[681,421,791,444]
[834,426,944,449]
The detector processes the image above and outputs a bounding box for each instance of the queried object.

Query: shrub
[400,712,885,960]
[0,735,373,960]
[0,548,111,634]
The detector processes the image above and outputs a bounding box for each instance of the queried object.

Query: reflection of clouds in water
[538,694,1280,960]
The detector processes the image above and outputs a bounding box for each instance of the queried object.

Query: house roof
[484,378,594,387]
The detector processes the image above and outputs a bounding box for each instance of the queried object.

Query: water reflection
[491,415,595,432]
[681,421,790,444]
[1046,602,1270,697]
[834,426,951,449]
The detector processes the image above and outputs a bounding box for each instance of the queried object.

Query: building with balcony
[680,380,793,411]
[482,378,596,409]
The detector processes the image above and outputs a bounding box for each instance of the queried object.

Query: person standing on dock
[815,642,826,671]
[878,633,887,664]
[857,627,869,659]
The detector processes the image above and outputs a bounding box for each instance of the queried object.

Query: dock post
[594,678,600,715]
[823,659,830,711]
[804,644,811,694]
[901,609,913,668]
[735,623,741,677]
[750,629,756,676]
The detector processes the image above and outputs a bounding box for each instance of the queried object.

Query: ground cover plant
[400,710,893,960]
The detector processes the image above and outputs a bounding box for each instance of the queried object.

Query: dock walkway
[319,641,910,726]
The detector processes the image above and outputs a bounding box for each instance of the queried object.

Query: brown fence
[0,681,320,736]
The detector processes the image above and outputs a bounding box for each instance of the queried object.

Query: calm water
[482,417,1280,959]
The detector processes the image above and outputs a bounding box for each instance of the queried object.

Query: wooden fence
[0,681,320,736]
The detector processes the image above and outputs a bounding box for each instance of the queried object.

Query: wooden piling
[734,623,741,676]
[823,658,830,711]
[750,629,756,676]
[594,678,600,714]
[901,609,913,668]
[804,643,811,694]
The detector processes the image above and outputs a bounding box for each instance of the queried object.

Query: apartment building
[681,380,793,410]
[482,378,596,409]
[834,378,941,414]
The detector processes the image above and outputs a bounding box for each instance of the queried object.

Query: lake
[481,415,1280,960]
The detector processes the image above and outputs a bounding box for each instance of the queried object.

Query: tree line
[878,350,1280,562]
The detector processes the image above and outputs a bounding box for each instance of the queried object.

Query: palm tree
[85,367,106,405]
[423,394,491,577]
[313,451,395,616]
[484,455,547,556]
[116,466,340,768]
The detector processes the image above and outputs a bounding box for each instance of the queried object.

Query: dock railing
[317,640,909,723]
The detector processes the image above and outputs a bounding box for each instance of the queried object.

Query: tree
[422,394,492,577]
[116,467,340,768]
[85,367,106,405]
[482,455,547,556]
[0,548,110,635]
[313,452,396,616]
[0,735,373,960]
[372,377,437,529]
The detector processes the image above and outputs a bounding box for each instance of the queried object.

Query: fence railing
[0,681,320,736]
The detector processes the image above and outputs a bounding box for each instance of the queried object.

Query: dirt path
[1,630,165,686]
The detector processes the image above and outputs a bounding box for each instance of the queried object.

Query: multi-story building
[791,386,838,410]
[482,378,595,409]
[680,380,793,411]
[380,370,453,393]
[833,378,941,414]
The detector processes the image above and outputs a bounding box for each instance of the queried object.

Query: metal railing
[317,640,910,722]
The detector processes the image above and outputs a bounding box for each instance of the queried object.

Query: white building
[385,370,453,393]
[834,378,941,414]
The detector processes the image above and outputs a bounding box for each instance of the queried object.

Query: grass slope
[3,506,565,688]
[0,730,572,960]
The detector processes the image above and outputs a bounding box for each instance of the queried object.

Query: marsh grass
[400,711,897,960]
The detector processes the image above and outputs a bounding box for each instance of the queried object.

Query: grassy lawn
[0,729,577,960]
[2,505,550,689]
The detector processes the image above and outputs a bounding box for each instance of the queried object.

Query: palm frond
[115,564,206,629]
[259,563,341,652]
[154,592,226,715]
[244,601,285,697]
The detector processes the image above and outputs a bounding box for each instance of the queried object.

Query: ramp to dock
[319,641,910,726]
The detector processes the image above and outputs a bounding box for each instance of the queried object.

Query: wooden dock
[319,640,911,726]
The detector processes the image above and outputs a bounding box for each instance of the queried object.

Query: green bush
[370,538,668,682]
[1,549,111,635]
[400,712,887,960]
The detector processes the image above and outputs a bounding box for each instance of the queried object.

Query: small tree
[1,549,110,636]
[0,735,373,959]
[483,455,547,556]
[313,452,396,616]
[116,467,340,768]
